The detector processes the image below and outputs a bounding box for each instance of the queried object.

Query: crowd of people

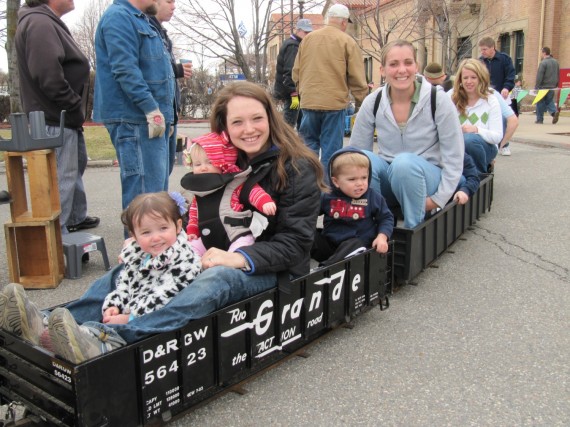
[0,1,562,365]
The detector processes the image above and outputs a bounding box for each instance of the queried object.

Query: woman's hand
[202,247,248,270]
[102,306,130,324]
[454,191,469,205]
[461,124,478,134]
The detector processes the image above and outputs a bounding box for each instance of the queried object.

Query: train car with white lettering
[0,174,493,426]
[0,250,392,426]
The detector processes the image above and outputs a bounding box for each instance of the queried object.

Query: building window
[514,30,524,76]
[457,37,472,63]
[499,33,511,57]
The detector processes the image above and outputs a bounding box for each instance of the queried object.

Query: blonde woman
[450,59,503,174]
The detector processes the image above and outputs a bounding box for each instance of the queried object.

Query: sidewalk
[511,110,570,149]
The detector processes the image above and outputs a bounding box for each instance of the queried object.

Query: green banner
[559,88,570,107]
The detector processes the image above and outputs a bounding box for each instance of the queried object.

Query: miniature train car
[0,174,494,426]
[0,250,392,426]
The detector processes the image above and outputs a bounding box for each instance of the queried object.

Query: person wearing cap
[423,62,454,92]
[293,3,368,176]
[274,18,313,128]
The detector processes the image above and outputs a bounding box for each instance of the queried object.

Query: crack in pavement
[470,224,570,284]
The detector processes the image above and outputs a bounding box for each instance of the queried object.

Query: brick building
[267,1,568,94]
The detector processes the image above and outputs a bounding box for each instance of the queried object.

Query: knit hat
[423,62,445,79]
[190,132,237,173]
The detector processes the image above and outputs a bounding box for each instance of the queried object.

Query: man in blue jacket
[93,0,175,212]
[479,36,516,156]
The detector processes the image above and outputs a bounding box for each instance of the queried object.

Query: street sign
[220,74,246,81]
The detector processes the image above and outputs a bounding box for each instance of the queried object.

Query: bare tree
[6,0,20,113]
[71,0,110,71]
[173,0,283,84]
[352,0,507,78]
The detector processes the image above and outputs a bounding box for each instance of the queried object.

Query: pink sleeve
[186,199,200,236]
[249,184,275,211]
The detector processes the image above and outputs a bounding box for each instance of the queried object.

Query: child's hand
[372,233,389,254]
[262,202,277,216]
[454,190,469,205]
[188,233,198,241]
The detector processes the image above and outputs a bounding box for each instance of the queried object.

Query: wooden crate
[4,218,64,288]
[4,150,61,222]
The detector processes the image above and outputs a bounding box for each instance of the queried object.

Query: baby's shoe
[0,283,45,345]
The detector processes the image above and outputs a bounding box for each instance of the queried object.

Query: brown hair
[210,81,326,192]
[452,58,491,116]
[331,152,369,178]
[380,39,417,66]
[478,36,495,48]
[121,192,182,236]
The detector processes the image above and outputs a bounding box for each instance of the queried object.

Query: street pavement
[0,112,569,426]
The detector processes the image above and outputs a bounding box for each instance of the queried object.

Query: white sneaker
[500,147,511,156]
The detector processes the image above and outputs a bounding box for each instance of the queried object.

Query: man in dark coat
[15,0,99,234]
[273,18,313,128]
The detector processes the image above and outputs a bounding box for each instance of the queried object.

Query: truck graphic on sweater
[329,199,366,220]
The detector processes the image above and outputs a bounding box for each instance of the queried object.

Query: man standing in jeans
[293,4,368,174]
[94,0,175,212]
[15,0,99,234]
[535,47,560,125]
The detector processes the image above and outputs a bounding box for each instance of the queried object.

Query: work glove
[290,95,300,110]
[146,109,166,138]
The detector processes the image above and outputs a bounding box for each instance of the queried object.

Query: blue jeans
[463,133,498,174]
[168,124,178,175]
[66,265,277,344]
[299,109,346,174]
[535,90,558,122]
[363,151,441,229]
[105,122,171,210]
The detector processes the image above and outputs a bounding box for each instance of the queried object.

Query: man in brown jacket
[293,3,368,174]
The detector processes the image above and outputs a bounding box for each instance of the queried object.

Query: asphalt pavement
[0,112,569,426]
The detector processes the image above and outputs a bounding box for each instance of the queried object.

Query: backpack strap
[372,81,436,121]
[372,89,382,118]
[238,162,272,207]
[430,84,437,121]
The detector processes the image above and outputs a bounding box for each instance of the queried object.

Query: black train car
[0,250,392,426]
[0,174,494,426]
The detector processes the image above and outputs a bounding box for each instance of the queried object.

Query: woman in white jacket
[450,58,503,174]
[349,39,464,228]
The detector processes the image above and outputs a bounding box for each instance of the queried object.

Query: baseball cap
[296,19,313,32]
[327,4,352,23]
[423,62,445,79]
